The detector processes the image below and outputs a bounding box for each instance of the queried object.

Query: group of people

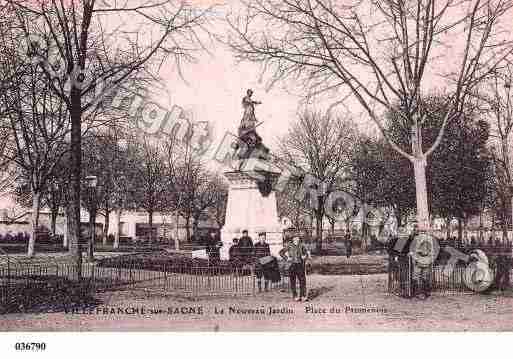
[229,230,277,293]
[228,230,312,301]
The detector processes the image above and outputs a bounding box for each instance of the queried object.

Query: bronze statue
[235,89,270,161]
[239,89,261,135]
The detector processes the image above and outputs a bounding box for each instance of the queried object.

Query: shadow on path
[308,285,335,301]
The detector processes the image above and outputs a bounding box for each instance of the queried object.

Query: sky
[157,41,303,156]
[3,0,512,208]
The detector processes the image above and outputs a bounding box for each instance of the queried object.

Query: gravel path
[2,274,513,331]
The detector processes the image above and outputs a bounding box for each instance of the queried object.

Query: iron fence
[0,260,290,313]
[388,254,512,298]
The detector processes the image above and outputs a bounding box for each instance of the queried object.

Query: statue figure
[227,89,275,197]
[235,89,270,161]
[239,89,261,135]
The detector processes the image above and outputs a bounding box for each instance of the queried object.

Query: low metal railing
[0,260,290,313]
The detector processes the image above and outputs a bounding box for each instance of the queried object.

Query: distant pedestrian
[488,236,494,246]
[279,236,310,302]
[344,232,352,259]
[206,231,222,264]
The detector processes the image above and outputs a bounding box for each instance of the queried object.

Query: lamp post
[85,175,98,261]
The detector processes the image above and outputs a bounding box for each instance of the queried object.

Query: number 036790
[14,342,47,351]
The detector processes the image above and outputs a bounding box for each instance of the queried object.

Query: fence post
[235,267,238,292]
[91,263,96,293]
[129,260,133,288]
[387,258,392,294]
[163,263,167,290]
[408,254,413,298]
[251,265,255,296]
[6,257,11,303]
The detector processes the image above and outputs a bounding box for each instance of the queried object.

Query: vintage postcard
[1,0,513,345]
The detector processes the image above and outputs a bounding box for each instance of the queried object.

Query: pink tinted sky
[158,44,303,155]
[2,0,512,207]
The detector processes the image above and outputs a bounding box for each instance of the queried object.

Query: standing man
[207,231,222,264]
[254,232,271,292]
[238,229,254,264]
[344,231,352,259]
[229,238,240,260]
[280,236,311,302]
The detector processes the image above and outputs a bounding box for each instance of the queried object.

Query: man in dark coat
[254,232,271,292]
[229,238,241,267]
[238,229,254,264]
[206,231,222,264]
[280,236,310,301]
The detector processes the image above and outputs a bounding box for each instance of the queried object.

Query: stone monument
[219,89,283,259]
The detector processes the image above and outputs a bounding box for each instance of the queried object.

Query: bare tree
[228,0,513,231]
[277,180,315,232]
[6,0,214,267]
[166,136,204,242]
[165,127,223,242]
[82,129,133,247]
[190,172,228,236]
[278,111,356,250]
[483,63,513,238]
[130,137,169,243]
[0,54,68,257]
[44,176,66,238]
[210,175,229,229]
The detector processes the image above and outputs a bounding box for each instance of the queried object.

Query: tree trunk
[68,89,82,278]
[394,207,402,228]
[103,209,110,246]
[27,191,41,258]
[457,218,463,241]
[192,216,199,239]
[463,219,468,243]
[502,219,508,243]
[87,206,96,261]
[185,215,191,242]
[509,196,513,242]
[63,203,71,248]
[148,210,154,243]
[412,158,430,232]
[479,209,483,241]
[361,221,369,252]
[174,210,180,250]
[491,211,496,242]
[315,212,323,253]
[114,208,122,249]
[50,208,58,236]
[63,206,69,249]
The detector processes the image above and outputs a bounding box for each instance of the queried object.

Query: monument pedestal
[220,170,283,260]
